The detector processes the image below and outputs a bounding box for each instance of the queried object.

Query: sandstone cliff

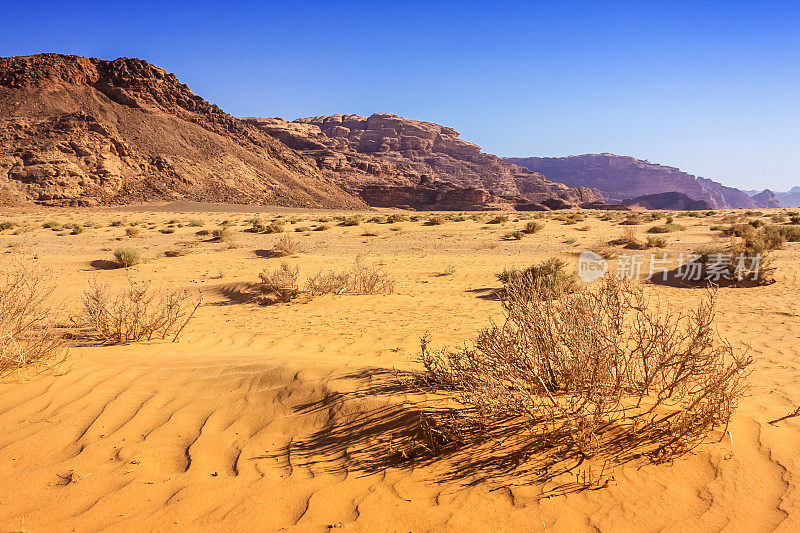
[0,54,364,208]
[244,114,603,210]
[506,153,779,209]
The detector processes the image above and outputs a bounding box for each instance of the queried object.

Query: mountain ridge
[505,153,779,209]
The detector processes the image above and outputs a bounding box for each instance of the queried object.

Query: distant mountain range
[745,186,800,208]
[506,154,780,209]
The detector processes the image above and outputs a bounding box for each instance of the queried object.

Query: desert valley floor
[0,204,799,532]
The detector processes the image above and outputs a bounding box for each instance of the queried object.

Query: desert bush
[502,231,525,240]
[487,214,510,224]
[386,213,409,224]
[306,270,351,296]
[619,214,643,225]
[257,262,300,303]
[69,224,84,235]
[125,227,141,238]
[420,276,751,458]
[269,235,304,257]
[294,226,311,232]
[188,220,204,227]
[647,222,686,234]
[159,228,175,234]
[522,221,543,234]
[790,215,800,225]
[495,258,579,296]
[349,257,396,294]
[771,224,800,242]
[250,218,284,234]
[113,248,140,268]
[313,224,330,231]
[0,260,67,377]
[339,215,362,227]
[0,221,17,231]
[426,215,446,226]
[79,279,202,344]
[645,235,667,248]
[110,220,123,227]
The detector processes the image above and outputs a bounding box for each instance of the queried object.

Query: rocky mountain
[620,192,710,210]
[774,187,800,208]
[244,114,603,210]
[506,153,780,209]
[0,53,364,208]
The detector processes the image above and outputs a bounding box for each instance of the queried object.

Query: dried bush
[125,227,141,238]
[487,214,510,225]
[502,230,525,240]
[79,279,202,344]
[645,235,667,248]
[426,215,446,226]
[522,221,543,234]
[339,215,363,227]
[258,262,300,303]
[269,235,304,257]
[420,276,751,460]
[113,248,140,268]
[0,260,67,377]
[306,270,351,296]
[647,222,686,234]
[496,258,579,296]
[349,257,396,294]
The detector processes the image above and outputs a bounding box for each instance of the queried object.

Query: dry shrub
[349,257,396,294]
[495,258,579,296]
[125,227,141,238]
[258,262,300,303]
[269,235,304,257]
[306,270,351,296]
[426,215,446,226]
[523,221,543,234]
[420,275,751,460]
[79,279,202,344]
[113,248,140,268]
[0,260,67,377]
[645,235,667,248]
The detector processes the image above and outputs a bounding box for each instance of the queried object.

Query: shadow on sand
[272,368,713,497]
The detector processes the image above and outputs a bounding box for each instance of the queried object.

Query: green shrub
[647,223,686,234]
[113,248,140,268]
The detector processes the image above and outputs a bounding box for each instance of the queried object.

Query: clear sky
[2,0,798,190]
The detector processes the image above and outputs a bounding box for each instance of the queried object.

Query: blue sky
[2,0,798,190]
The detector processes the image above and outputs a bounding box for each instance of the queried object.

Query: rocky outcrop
[774,187,800,208]
[0,54,364,208]
[620,192,710,210]
[244,114,603,210]
[506,153,778,209]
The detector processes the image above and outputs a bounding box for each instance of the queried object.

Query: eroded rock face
[506,153,779,209]
[244,113,603,210]
[0,54,365,208]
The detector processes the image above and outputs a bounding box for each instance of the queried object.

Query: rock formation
[620,192,710,210]
[0,54,364,208]
[244,114,603,210]
[772,186,800,208]
[506,153,779,209]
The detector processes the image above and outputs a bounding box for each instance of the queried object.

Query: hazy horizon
[2,0,797,191]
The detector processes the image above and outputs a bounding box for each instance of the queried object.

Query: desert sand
[0,205,798,532]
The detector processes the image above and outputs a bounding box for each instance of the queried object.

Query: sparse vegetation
[79,279,202,344]
[257,262,300,303]
[419,276,751,460]
[113,248,141,268]
[0,259,67,377]
[495,258,579,296]
[522,221,543,234]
